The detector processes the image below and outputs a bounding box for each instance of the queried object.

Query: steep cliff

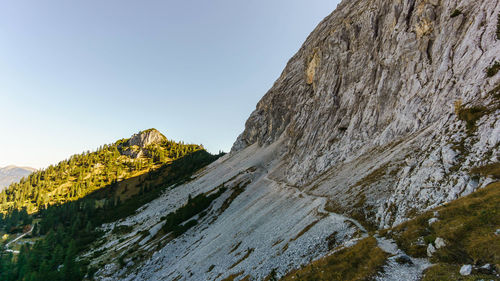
[233,0,500,227]
[89,0,500,280]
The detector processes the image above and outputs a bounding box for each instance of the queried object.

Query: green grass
[280,237,388,281]
[385,180,500,280]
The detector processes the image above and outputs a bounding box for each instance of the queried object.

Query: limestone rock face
[128,129,166,148]
[233,0,500,227]
[92,1,500,280]
[121,129,166,158]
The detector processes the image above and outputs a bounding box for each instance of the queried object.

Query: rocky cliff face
[233,0,500,227]
[127,129,166,148]
[121,128,167,158]
[91,0,500,280]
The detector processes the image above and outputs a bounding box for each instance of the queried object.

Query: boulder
[434,237,446,249]
[459,264,472,276]
[427,243,436,257]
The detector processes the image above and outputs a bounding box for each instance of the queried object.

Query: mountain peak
[0,165,35,190]
[128,128,166,148]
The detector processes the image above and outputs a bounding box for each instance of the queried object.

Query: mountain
[0,128,205,214]
[0,166,35,190]
[84,0,498,280]
[0,129,223,281]
[1,0,499,280]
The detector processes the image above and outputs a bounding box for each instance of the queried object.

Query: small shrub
[450,9,462,18]
[486,61,500,77]
[497,13,500,40]
[118,255,126,267]
[453,99,462,116]
[423,234,436,244]
[456,105,487,130]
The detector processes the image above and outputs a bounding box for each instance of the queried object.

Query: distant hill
[0,128,204,214]
[0,166,35,190]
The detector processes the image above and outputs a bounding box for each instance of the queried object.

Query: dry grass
[470,163,500,179]
[219,181,250,214]
[290,220,319,242]
[229,241,242,254]
[221,271,243,281]
[387,181,500,280]
[422,263,496,281]
[280,237,388,281]
[229,248,254,269]
[456,105,487,131]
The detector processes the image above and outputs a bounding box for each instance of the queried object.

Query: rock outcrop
[128,128,166,148]
[233,0,500,227]
[91,0,500,280]
[121,128,166,158]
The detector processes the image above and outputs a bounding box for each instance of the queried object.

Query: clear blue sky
[0,0,340,169]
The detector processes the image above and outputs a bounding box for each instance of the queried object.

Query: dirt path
[269,172,431,281]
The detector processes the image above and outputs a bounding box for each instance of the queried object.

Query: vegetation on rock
[383,173,499,280]
[486,61,500,77]
[280,237,388,281]
[450,9,462,18]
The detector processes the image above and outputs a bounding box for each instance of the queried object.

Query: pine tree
[63,241,80,281]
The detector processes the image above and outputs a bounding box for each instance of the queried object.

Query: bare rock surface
[233,0,500,228]
[127,128,166,148]
[121,128,166,158]
[0,166,36,190]
[90,0,500,279]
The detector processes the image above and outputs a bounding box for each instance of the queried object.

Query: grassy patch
[388,181,500,270]
[219,181,249,214]
[229,241,242,254]
[456,105,487,131]
[470,163,500,179]
[486,61,500,77]
[221,271,244,281]
[422,263,496,281]
[280,237,388,281]
[229,248,254,269]
[161,187,226,237]
[490,83,500,100]
[290,220,319,242]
